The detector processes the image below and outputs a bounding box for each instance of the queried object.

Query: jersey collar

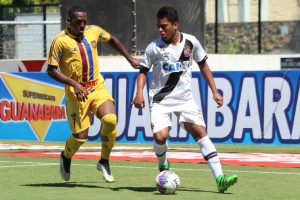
[65,28,85,41]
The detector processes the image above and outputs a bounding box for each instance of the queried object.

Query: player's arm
[131,67,149,109]
[197,58,223,107]
[108,35,140,69]
[47,65,88,101]
[47,65,76,86]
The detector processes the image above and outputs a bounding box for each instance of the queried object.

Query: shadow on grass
[21,183,228,194]
[178,187,233,194]
[21,182,156,192]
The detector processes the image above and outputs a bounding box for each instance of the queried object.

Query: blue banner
[1,71,300,145]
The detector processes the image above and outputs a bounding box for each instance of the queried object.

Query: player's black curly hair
[68,5,86,19]
[157,6,179,24]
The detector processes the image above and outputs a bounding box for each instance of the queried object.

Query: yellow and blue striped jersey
[48,25,110,83]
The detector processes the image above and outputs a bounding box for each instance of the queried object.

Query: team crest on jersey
[91,40,97,48]
[183,45,191,57]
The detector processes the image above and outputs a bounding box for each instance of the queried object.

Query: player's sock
[197,135,223,179]
[64,136,86,159]
[153,140,168,168]
[100,114,117,160]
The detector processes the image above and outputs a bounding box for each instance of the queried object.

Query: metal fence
[1,0,299,59]
[60,0,206,56]
[0,0,205,58]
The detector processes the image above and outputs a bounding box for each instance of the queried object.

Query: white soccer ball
[155,170,180,194]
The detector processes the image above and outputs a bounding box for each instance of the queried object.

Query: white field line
[0,144,198,151]
[0,160,299,176]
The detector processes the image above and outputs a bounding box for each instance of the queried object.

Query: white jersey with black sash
[140,32,207,106]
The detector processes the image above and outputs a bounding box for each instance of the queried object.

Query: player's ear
[173,21,179,29]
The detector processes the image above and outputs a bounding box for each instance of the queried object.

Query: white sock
[153,141,168,166]
[197,136,223,179]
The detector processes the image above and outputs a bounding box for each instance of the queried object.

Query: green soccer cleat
[216,174,238,193]
[158,160,170,172]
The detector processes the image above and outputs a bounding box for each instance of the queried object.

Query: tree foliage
[0,0,59,20]
[0,0,14,5]
[0,0,59,6]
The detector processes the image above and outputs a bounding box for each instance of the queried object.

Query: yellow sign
[1,73,66,141]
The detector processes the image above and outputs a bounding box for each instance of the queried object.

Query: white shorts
[150,100,206,133]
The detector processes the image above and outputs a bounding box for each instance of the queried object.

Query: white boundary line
[0,160,299,175]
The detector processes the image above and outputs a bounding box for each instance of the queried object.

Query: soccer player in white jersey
[132,6,238,193]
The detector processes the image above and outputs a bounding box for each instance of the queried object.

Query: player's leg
[60,130,88,181]
[184,123,237,192]
[61,99,90,181]
[185,123,223,177]
[95,99,117,183]
[179,101,238,192]
[153,128,170,171]
[151,104,172,171]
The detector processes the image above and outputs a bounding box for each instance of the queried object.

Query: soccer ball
[155,170,180,194]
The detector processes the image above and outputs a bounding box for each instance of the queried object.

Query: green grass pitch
[0,142,299,200]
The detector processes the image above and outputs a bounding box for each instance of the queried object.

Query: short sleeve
[47,37,63,67]
[192,36,206,63]
[97,27,111,43]
[140,42,156,69]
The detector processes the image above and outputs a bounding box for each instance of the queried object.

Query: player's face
[157,17,178,43]
[68,11,87,37]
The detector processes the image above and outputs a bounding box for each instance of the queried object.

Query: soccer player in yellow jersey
[47,5,140,183]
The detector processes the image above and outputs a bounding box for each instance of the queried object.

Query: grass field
[0,141,299,200]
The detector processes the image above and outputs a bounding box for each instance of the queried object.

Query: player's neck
[170,31,180,45]
[67,28,84,39]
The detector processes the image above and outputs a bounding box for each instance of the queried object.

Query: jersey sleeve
[97,26,111,43]
[47,37,63,67]
[192,36,206,63]
[140,42,156,69]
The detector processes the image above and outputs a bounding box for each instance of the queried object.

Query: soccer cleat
[216,174,238,193]
[97,161,115,183]
[59,151,71,181]
[159,160,170,172]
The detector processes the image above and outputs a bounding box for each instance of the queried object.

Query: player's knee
[101,114,117,135]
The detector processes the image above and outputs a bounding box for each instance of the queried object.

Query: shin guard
[64,136,86,159]
[100,114,117,160]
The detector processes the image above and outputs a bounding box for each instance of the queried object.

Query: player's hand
[131,95,145,108]
[73,82,88,102]
[213,92,223,108]
[130,58,141,69]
